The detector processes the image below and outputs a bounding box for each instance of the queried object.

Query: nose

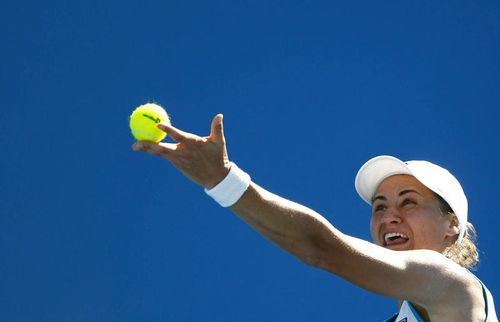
[381,208,402,224]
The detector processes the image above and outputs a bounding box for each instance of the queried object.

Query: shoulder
[405,250,482,298]
[407,253,486,321]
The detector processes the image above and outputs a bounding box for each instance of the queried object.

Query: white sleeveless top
[393,300,423,322]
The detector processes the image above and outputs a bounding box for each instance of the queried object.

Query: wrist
[205,162,251,207]
[204,163,231,190]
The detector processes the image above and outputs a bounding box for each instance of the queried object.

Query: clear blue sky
[1,1,499,321]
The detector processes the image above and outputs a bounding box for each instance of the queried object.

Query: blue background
[1,1,499,321]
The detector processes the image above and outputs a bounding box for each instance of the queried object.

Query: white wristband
[205,162,251,207]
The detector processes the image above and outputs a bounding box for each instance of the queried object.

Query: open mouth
[383,232,409,247]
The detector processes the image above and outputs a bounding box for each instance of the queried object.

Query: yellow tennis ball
[129,103,171,142]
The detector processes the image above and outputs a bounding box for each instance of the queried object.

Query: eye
[400,198,416,207]
[373,204,387,212]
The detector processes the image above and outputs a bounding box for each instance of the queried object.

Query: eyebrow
[371,189,421,203]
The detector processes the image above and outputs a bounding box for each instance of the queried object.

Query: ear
[445,214,460,239]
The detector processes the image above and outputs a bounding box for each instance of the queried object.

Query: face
[370,175,458,252]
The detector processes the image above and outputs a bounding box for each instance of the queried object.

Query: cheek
[408,214,447,246]
[369,215,379,242]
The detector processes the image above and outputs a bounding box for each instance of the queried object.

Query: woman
[132,114,497,322]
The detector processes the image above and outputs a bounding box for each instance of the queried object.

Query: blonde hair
[444,223,479,269]
[436,194,479,269]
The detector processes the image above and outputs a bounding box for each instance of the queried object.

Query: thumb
[210,113,225,143]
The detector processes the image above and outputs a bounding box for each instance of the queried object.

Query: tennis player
[132,114,497,322]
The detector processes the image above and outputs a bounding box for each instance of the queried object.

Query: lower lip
[384,239,410,249]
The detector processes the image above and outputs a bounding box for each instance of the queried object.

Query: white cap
[355,155,468,244]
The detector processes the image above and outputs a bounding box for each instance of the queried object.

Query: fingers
[210,114,225,143]
[132,141,177,158]
[133,114,226,157]
[156,115,225,144]
[157,123,190,143]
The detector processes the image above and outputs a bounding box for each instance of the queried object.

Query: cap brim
[355,155,412,204]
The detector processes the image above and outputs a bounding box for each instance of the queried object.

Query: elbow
[282,238,331,269]
[297,236,341,271]
[280,241,324,268]
[304,233,348,274]
[299,253,323,268]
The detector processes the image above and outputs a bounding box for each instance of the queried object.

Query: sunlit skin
[370,175,459,253]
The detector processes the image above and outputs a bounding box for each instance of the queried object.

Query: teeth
[384,232,408,243]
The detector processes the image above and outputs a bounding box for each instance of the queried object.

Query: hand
[132,114,231,189]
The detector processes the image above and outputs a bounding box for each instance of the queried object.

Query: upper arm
[314,233,478,308]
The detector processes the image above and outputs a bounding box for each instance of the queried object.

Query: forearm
[229,182,345,267]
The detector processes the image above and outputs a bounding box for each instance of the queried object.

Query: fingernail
[158,124,167,131]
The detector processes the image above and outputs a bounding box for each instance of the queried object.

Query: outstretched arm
[132,114,340,266]
[132,115,482,315]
